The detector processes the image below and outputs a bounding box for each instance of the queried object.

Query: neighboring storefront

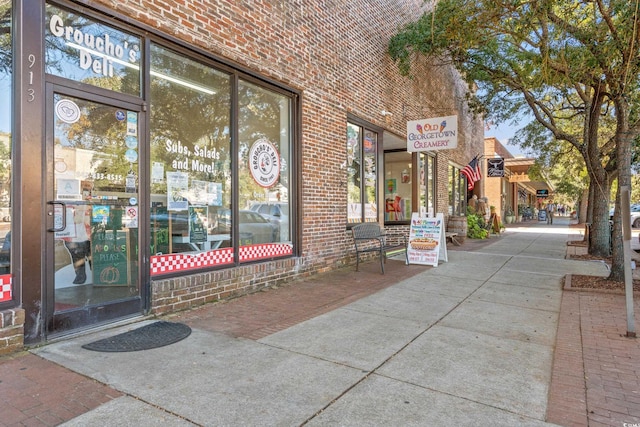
[483,137,551,221]
[0,0,484,353]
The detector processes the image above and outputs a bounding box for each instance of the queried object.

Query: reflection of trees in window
[347,124,361,205]
[0,1,11,77]
[54,96,132,192]
[0,0,11,201]
[149,44,231,207]
[238,80,290,209]
[363,131,377,208]
[44,4,141,95]
[347,122,378,223]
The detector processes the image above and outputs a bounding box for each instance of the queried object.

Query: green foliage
[466,209,489,239]
[389,0,640,275]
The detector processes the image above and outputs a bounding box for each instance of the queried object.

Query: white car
[610,205,640,228]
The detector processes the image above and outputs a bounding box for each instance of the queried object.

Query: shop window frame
[448,163,466,216]
[346,115,381,227]
[41,0,302,281]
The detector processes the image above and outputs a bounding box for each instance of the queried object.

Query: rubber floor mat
[82,321,192,352]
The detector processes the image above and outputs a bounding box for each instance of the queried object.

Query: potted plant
[504,206,515,224]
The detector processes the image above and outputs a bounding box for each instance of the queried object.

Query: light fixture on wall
[380,110,393,116]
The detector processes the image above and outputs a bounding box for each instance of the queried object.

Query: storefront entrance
[45,84,145,335]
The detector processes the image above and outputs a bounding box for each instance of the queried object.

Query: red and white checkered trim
[151,248,234,276]
[239,243,293,261]
[0,274,12,303]
[150,243,293,276]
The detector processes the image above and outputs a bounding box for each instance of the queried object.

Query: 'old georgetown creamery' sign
[406,115,458,152]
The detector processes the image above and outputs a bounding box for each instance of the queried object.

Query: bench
[352,223,408,274]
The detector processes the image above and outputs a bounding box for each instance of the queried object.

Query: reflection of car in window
[211,208,278,244]
[249,202,289,223]
[249,202,288,228]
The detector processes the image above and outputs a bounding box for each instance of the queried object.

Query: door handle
[47,201,67,232]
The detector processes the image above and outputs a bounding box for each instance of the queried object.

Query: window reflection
[238,80,291,246]
[347,122,378,223]
[347,124,362,222]
[0,0,11,289]
[420,153,435,216]
[149,44,231,256]
[45,4,141,96]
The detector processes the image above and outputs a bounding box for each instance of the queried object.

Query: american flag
[461,156,481,190]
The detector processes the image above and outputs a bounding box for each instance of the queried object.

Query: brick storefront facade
[0,0,484,351]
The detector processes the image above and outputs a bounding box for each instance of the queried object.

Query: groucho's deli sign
[249,138,280,188]
[406,115,458,152]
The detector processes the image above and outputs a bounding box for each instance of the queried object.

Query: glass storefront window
[448,164,466,216]
[45,3,141,96]
[384,151,411,222]
[347,123,361,222]
[149,44,232,257]
[0,0,12,303]
[347,121,377,223]
[420,153,435,216]
[238,80,292,247]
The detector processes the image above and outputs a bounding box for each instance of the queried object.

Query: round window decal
[55,99,81,124]
[249,138,280,188]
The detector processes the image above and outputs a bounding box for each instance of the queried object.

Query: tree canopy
[389,0,640,280]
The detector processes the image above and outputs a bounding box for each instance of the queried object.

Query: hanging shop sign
[536,189,549,198]
[487,157,505,177]
[406,115,458,152]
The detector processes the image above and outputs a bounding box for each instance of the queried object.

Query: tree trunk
[588,174,611,258]
[584,89,611,257]
[578,187,588,224]
[609,96,633,282]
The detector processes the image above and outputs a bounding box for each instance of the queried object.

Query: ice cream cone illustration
[439,120,446,132]
[416,124,423,134]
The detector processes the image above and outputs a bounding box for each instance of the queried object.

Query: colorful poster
[407,212,447,267]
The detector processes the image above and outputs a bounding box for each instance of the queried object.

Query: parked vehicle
[212,208,279,244]
[249,202,289,240]
[609,204,640,228]
[249,202,289,227]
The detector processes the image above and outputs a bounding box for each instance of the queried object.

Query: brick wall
[82,0,485,315]
[0,308,24,355]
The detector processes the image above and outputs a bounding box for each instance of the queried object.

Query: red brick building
[0,0,484,352]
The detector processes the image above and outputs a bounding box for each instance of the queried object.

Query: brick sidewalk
[548,290,640,427]
[0,352,122,426]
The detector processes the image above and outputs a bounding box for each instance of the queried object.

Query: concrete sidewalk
[2,216,639,426]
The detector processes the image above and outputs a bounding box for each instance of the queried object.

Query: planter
[505,215,515,224]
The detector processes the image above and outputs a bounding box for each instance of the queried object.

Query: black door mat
[82,321,192,352]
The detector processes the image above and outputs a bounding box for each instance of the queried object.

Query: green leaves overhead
[390,0,640,270]
[389,0,640,127]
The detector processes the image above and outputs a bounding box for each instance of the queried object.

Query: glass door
[46,85,144,335]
